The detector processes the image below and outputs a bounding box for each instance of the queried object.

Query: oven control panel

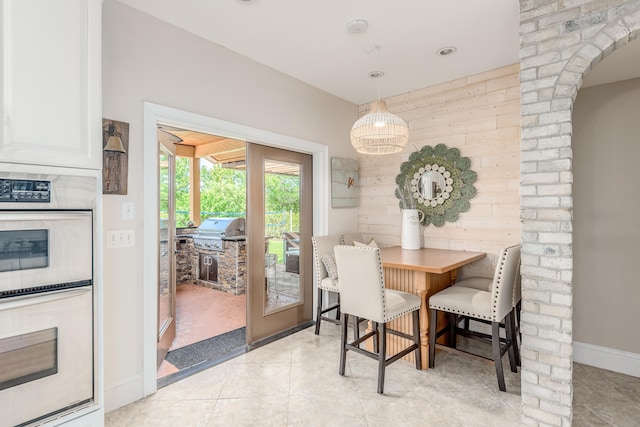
[0,178,51,203]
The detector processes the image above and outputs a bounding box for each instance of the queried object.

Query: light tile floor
[107,323,640,427]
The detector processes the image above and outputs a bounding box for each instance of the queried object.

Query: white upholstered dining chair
[311,235,342,334]
[428,244,521,391]
[340,232,363,246]
[334,245,421,394]
[452,245,522,365]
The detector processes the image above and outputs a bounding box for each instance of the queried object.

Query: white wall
[102,0,358,410]
[573,77,640,355]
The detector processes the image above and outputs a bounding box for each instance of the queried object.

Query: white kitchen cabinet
[0,0,102,169]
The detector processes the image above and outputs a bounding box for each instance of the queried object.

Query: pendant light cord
[351,30,384,102]
[376,45,382,101]
[349,42,409,154]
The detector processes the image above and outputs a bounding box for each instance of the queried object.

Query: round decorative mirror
[418,170,446,200]
[395,144,477,227]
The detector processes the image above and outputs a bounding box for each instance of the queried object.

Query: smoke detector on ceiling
[347,19,368,34]
[236,0,258,4]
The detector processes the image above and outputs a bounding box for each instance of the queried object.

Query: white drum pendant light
[349,49,409,154]
[345,21,409,155]
[350,99,409,155]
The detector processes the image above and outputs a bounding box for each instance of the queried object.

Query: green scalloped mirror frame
[394,144,477,227]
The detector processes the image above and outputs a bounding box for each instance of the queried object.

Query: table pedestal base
[366,267,457,369]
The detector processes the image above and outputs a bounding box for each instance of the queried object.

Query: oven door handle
[0,287,91,311]
[0,211,91,222]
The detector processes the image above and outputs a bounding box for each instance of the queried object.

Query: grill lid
[196,217,245,237]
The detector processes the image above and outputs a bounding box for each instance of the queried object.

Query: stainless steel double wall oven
[0,172,97,427]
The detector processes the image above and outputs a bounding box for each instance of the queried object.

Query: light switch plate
[106,229,135,248]
[106,230,117,248]
[122,202,135,220]
[123,229,135,247]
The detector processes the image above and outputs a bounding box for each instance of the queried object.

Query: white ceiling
[116,0,520,105]
[116,0,640,105]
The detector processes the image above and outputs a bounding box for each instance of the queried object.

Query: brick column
[518,1,640,425]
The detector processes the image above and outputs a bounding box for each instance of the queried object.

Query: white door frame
[142,102,329,395]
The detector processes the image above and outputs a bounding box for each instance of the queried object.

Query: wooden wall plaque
[102,118,129,195]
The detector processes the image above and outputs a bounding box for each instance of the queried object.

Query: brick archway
[519,3,640,425]
[556,24,640,103]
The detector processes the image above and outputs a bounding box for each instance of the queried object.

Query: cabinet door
[0,0,102,169]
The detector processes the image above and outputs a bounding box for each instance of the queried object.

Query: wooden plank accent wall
[357,64,521,279]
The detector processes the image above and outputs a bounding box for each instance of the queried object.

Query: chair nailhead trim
[431,244,520,323]
[429,304,491,321]
[490,244,519,320]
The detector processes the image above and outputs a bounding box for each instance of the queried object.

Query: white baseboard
[57,407,104,427]
[465,323,640,378]
[573,341,640,378]
[104,374,144,412]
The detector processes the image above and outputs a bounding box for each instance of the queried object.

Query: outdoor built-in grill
[194,217,246,289]
[193,217,245,251]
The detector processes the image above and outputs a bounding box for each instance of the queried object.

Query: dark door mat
[165,327,246,370]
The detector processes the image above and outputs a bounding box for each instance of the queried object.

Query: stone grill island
[176,225,247,295]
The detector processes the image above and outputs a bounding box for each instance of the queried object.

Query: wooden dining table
[376,246,486,369]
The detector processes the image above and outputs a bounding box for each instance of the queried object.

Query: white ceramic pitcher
[401,209,424,250]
